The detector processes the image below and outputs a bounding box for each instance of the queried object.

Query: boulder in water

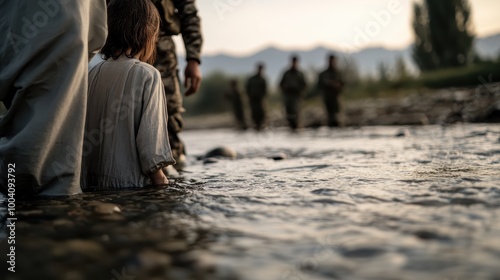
[204,146,237,159]
[268,153,288,161]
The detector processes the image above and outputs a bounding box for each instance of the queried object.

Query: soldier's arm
[174,0,202,63]
[174,0,202,96]
[339,72,345,87]
[320,72,337,89]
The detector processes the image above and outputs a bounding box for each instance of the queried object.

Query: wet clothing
[246,74,267,130]
[153,0,202,163]
[0,0,107,196]
[279,69,307,130]
[82,56,175,190]
[225,88,247,130]
[318,67,344,127]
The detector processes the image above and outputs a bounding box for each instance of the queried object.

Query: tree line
[184,0,500,116]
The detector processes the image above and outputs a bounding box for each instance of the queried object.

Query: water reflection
[1,124,500,280]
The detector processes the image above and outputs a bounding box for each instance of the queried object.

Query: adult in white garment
[0,0,108,196]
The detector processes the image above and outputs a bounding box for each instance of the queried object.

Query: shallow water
[1,124,500,280]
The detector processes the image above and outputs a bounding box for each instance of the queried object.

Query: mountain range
[179,33,500,85]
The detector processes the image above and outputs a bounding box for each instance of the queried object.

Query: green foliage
[412,3,436,71]
[344,61,500,100]
[184,71,233,116]
[394,56,409,82]
[339,56,361,85]
[377,62,390,83]
[185,60,500,117]
[412,0,475,71]
[418,61,500,89]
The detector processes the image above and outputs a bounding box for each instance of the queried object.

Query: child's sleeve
[136,68,176,175]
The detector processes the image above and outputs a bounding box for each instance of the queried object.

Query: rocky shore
[185,83,500,130]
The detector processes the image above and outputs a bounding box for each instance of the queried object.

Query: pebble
[19,210,44,216]
[53,219,74,227]
[183,250,216,272]
[91,202,121,215]
[53,240,104,258]
[99,214,126,222]
[138,250,172,269]
[157,241,189,253]
[395,129,408,137]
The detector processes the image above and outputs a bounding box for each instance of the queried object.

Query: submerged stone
[203,158,219,165]
[90,202,121,215]
[269,153,288,161]
[204,146,237,159]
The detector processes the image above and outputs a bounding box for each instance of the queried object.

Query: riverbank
[184,83,500,130]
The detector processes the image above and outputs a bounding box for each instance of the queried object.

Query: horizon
[174,0,500,57]
[176,32,500,58]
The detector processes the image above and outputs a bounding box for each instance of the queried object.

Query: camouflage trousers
[154,36,185,163]
[283,94,302,130]
[323,92,343,127]
[249,98,266,130]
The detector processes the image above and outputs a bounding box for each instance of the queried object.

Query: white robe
[0,0,107,196]
[82,56,175,190]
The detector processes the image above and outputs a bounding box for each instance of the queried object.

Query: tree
[377,62,390,83]
[412,2,437,71]
[339,56,360,85]
[394,56,409,81]
[184,71,232,115]
[412,0,475,71]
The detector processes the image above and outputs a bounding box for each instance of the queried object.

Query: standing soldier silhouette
[225,79,247,130]
[279,56,307,130]
[245,63,268,131]
[318,55,345,127]
[152,0,203,169]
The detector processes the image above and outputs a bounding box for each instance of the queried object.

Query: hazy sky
[175,0,500,56]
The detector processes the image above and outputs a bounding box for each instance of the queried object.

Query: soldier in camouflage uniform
[317,55,345,127]
[245,63,268,131]
[279,56,307,130]
[225,79,247,130]
[152,0,202,168]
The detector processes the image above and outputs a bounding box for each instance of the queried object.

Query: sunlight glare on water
[1,124,499,280]
[181,124,500,280]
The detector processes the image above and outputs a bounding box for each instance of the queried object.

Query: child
[82,0,175,189]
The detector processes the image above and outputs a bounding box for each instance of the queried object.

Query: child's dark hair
[101,0,160,64]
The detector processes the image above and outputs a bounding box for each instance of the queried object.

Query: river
[1,124,500,280]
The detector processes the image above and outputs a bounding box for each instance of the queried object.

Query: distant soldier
[225,79,247,130]
[317,55,345,127]
[245,63,268,131]
[152,0,203,169]
[279,56,307,130]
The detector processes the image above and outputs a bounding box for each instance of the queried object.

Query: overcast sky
[175,0,500,56]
